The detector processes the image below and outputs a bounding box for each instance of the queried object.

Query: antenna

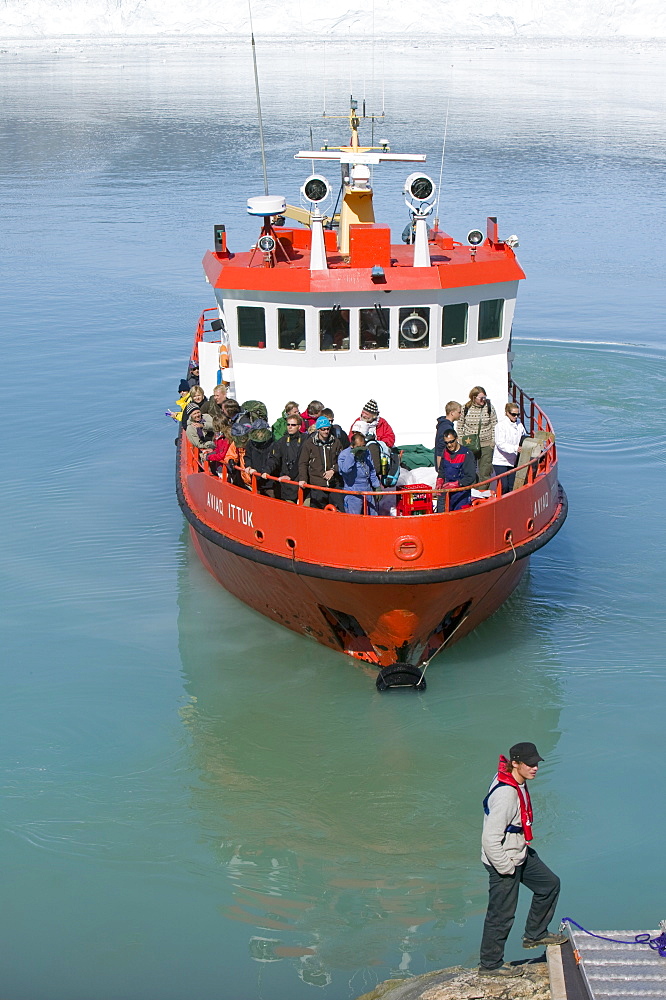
[248,1,269,196]
[381,42,385,115]
[434,66,453,229]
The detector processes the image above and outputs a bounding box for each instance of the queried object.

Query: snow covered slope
[1,0,664,39]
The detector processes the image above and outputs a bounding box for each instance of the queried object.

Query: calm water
[1,38,665,1000]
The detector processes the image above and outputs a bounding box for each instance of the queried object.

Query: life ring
[219,344,230,368]
[324,504,338,513]
[394,535,423,561]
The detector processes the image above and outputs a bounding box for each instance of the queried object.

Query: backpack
[230,410,253,446]
[382,447,402,488]
[232,401,271,445]
[368,440,401,487]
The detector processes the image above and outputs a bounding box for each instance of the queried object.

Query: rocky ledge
[355,960,551,1000]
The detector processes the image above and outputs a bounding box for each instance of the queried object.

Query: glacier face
[1,0,665,39]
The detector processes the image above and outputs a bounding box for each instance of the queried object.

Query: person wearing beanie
[168,380,192,422]
[298,416,343,509]
[349,399,395,448]
[320,407,350,449]
[478,742,566,978]
[185,408,215,454]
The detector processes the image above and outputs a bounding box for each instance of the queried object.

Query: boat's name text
[207,493,254,526]
[533,491,549,518]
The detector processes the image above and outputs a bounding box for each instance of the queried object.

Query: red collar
[496,755,534,841]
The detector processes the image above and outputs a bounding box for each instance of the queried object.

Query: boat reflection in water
[176,539,564,989]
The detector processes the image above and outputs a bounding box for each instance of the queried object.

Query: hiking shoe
[478,963,525,978]
[523,932,567,948]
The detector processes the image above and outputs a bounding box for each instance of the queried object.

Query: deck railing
[191,307,220,364]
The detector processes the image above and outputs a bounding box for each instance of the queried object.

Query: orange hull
[177,437,567,670]
[189,526,530,667]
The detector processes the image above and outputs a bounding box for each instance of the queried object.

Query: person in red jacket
[301,400,324,431]
[349,399,395,447]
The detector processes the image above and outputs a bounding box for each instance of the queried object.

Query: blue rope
[561,917,666,957]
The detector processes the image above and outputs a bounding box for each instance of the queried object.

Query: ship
[175,100,567,684]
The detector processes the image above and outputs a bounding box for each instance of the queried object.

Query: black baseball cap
[509,742,544,766]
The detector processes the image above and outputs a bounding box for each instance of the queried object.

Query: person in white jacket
[492,403,527,493]
[478,742,565,978]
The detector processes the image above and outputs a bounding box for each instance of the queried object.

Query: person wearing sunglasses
[458,386,498,484]
[268,416,307,503]
[492,403,527,493]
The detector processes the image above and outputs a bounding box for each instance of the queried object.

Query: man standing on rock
[479,742,566,978]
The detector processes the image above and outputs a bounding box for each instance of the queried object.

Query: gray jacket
[185,414,214,449]
[481,781,529,874]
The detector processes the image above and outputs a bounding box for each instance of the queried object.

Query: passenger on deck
[182,385,207,430]
[298,416,344,510]
[492,403,527,493]
[338,433,381,515]
[202,383,228,420]
[349,399,395,448]
[458,386,497,484]
[185,408,215,455]
[301,400,324,432]
[436,429,477,512]
[242,420,275,497]
[187,361,200,387]
[222,398,241,422]
[321,408,350,449]
[268,415,306,502]
[435,401,462,471]
[204,416,233,475]
[272,400,302,440]
[169,380,191,422]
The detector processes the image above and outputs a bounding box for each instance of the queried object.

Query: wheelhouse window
[360,306,390,350]
[478,299,504,341]
[237,306,266,348]
[319,307,350,351]
[442,303,468,347]
[278,308,306,351]
[399,307,430,349]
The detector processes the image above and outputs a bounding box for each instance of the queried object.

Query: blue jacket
[435,416,455,465]
[440,445,477,487]
[338,447,381,492]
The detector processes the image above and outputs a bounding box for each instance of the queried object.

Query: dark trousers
[436,488,471,513]
[480,847,560,970]
[493,464,516,493]
[309,485,344,511]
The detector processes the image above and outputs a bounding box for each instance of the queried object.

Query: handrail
[509,378,553,438]
[191,307,220,365]
[191,442,556,514]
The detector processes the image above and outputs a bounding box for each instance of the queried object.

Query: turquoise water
[1,38,665,999]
